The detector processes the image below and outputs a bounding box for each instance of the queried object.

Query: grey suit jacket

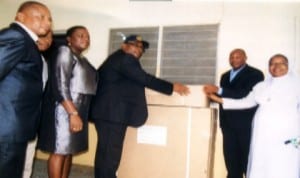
[0,23,43,142]
[54,46,97,100]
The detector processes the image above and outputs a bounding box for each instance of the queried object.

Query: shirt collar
[14,21,38,42]
[231,64,246,73]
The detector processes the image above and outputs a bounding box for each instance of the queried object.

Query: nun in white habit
[206,54,300,178]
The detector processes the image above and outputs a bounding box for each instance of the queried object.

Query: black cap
[124,35,149,50]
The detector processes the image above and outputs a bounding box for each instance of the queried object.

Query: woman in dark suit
[37,26,98,178]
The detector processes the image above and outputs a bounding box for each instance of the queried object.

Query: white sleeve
[222,91,257,110]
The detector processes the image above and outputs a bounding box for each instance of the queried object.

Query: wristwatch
[69,111,79,116]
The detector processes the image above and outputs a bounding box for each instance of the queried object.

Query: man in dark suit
[90,35,190,178]
[204,48,264,178]
[0,1,52,178]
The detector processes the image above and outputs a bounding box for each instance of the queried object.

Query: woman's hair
[269,53,288,66]
[66,25,86,37]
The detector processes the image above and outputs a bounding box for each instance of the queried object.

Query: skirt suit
[38,46,97,154]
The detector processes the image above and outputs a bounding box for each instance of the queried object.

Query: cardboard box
[146,85,208,107]
[118,105,217,178]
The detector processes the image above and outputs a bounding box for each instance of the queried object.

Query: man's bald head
[15,1,52,37]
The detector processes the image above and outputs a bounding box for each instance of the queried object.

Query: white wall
[1,0,300,177]
[218,2,300,78]
[2,1,300,73]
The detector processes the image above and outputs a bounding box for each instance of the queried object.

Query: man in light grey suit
[0,1,52,178]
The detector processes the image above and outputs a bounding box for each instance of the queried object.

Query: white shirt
[41,56,48,90]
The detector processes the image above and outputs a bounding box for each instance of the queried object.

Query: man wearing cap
[90,35,190,178]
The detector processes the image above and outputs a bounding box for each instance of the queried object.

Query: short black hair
[66,25,87,37]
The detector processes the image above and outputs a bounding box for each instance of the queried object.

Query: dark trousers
[0,142,27,178]
[94,120,127,178]
[221,126,251,178]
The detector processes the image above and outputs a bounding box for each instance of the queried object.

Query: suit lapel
[229,65,248,84]
[11,23,43,78]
